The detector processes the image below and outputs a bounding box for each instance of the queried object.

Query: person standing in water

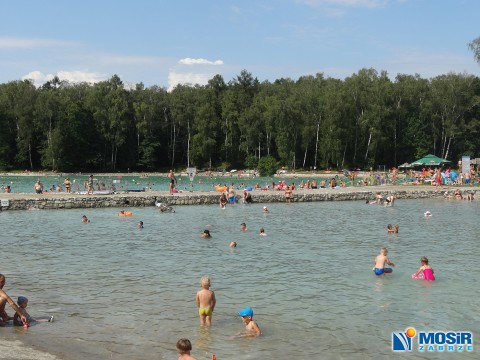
[196,276,216,326]
[168,170,176,194]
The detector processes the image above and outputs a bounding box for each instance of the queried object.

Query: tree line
[0,69,479,173]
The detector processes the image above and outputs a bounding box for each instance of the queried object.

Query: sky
[1,0,479,91]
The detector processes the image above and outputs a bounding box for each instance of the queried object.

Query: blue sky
[1,0,479,90]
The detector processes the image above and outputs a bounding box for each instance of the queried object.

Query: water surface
[0,199,478,359]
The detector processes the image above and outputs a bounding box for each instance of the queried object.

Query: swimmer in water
[373,247,394,275]
[196,276,216,326]
[237,307,261,337]
[176,338,197,360]
[259,228,266,236]
[412,256,435,280]
[229,241,237,248]
[201,230,211,239]
[13,296,53,326]
[82,215,90,223]
[137,221,144,229]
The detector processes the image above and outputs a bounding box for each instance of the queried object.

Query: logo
[392,327,416,351]
[392,327,473,352]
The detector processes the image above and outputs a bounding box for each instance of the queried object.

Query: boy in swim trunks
[196,276,216,326]
[13,296,54,326]
[373,247,395,275]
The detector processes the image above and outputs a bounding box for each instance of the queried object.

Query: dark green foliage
[257,156,278,176]
[0,69,478,172]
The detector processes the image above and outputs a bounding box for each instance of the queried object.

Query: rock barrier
[0,187,475,211]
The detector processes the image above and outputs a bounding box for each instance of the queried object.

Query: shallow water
[0,199,478,359]
[0,172,379,194]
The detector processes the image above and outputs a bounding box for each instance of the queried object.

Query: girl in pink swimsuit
[412,256,435,281]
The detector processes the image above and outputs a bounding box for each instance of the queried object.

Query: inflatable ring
[118,211,133,217]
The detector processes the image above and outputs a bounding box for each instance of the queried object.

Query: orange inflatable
[118,211,133,217]
[216,186,228,192]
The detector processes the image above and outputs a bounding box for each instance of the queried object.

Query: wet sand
[0,339,60,360]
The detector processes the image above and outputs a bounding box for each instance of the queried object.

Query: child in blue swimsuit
[373,247,395,275]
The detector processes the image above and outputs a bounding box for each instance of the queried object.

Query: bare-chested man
[0,274,27,326]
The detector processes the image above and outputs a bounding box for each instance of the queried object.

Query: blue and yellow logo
[392,327,416,351]
[392,327,473,352]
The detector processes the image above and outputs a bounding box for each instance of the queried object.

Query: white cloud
[167,57,226,91]
[21,70,106,86]
[168,71,211,91]
[179,58,224,66]
[21,71,49,85]
[0,36,76,49]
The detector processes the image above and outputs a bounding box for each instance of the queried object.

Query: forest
[0,68,479,173]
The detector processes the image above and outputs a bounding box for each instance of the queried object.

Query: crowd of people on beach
[1,163,479,196]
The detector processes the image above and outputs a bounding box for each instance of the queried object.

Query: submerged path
[0,185,476,211]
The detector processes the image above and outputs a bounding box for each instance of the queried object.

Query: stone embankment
[0,186,475,211]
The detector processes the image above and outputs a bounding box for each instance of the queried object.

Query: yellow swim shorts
[198,307,213,317]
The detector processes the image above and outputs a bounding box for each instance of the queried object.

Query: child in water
[373,247,395,275]
[196,276,216,326]
[13,296,53,326]
[201,229,211,239]
[412,256,435,280]
[387,224,395,233]
[176,338,197,360]
[238,307,261,337]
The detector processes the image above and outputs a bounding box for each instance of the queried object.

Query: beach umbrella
[398,162,412,168]
[410,154,451,166]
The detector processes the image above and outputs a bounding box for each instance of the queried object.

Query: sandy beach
[0,339,60,360]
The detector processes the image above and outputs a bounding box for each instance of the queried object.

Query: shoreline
[0,185,476,211]
[1,170,346,178]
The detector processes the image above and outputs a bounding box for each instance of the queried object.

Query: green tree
[3,80,38,169]
[257,155,278,176]
[87,75,131,171]
[468,37,480,64]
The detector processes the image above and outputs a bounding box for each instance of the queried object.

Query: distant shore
[1,169,400,179]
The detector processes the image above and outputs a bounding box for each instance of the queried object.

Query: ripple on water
[0,200,479,360]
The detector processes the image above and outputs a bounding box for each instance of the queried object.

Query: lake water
[0,198,478,359]
[0,172,398,194]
